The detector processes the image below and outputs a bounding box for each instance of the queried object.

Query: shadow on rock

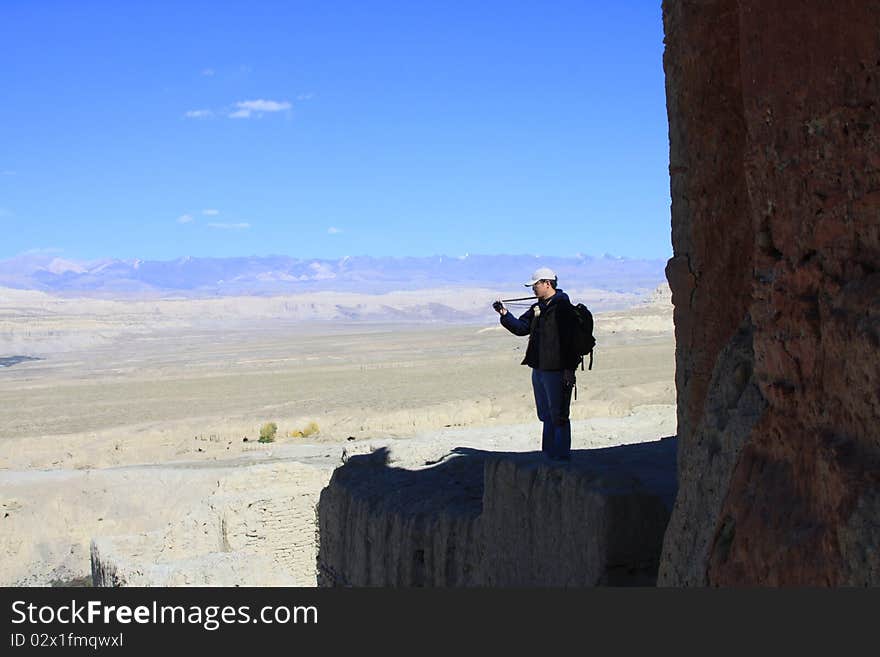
[317,437,678,587]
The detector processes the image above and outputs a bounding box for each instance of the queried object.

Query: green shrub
[259,422,278,443]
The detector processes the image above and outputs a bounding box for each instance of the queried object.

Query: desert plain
[0,284,675,585]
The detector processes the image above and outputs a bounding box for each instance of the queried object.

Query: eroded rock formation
[92,462,332,586]
[659,0,880,585]
[317,440,677,586]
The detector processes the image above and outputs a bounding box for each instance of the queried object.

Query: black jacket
[499,289,581,371]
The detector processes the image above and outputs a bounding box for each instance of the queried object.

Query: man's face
[532,279,553,299]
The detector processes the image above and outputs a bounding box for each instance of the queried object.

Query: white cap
[524,267,558,286]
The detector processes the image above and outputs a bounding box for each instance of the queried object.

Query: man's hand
[493,300,507,315]
[562,369,576,389]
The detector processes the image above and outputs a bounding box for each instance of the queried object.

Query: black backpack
[572,303,596,370]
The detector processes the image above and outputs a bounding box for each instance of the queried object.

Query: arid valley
[0,285,674,585]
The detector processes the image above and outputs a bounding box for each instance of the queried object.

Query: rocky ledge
[317,438,677,586]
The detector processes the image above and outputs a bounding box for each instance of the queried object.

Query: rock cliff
[659,0,880,585]
[317,440,677,586]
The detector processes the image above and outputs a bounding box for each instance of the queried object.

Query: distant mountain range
[0,253,668,297]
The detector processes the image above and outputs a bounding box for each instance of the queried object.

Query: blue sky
[0,1,670,262]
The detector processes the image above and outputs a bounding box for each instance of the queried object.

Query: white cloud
[241,99,290,112]
[177,214,194,224]
[201,68,215,77]
[19,247,62,256]
[297,92,316,101]
[327,227,342,234]
[186,98,294,121]
[207,222,250,230]
[202,209,220,216]
[228,99,291,119]
[184,109,213,119]
[1,170,15,176]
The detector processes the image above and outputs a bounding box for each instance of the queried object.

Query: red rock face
[658,0,758,586]
[663,0,754,448]
[661,0,880,585]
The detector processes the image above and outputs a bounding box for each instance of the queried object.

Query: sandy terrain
[0,285,674,585]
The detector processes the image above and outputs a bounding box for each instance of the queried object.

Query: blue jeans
[531,368,572,460]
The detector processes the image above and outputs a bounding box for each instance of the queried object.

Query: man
[493,267,581,461]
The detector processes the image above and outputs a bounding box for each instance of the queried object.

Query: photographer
[493,267,581,461]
